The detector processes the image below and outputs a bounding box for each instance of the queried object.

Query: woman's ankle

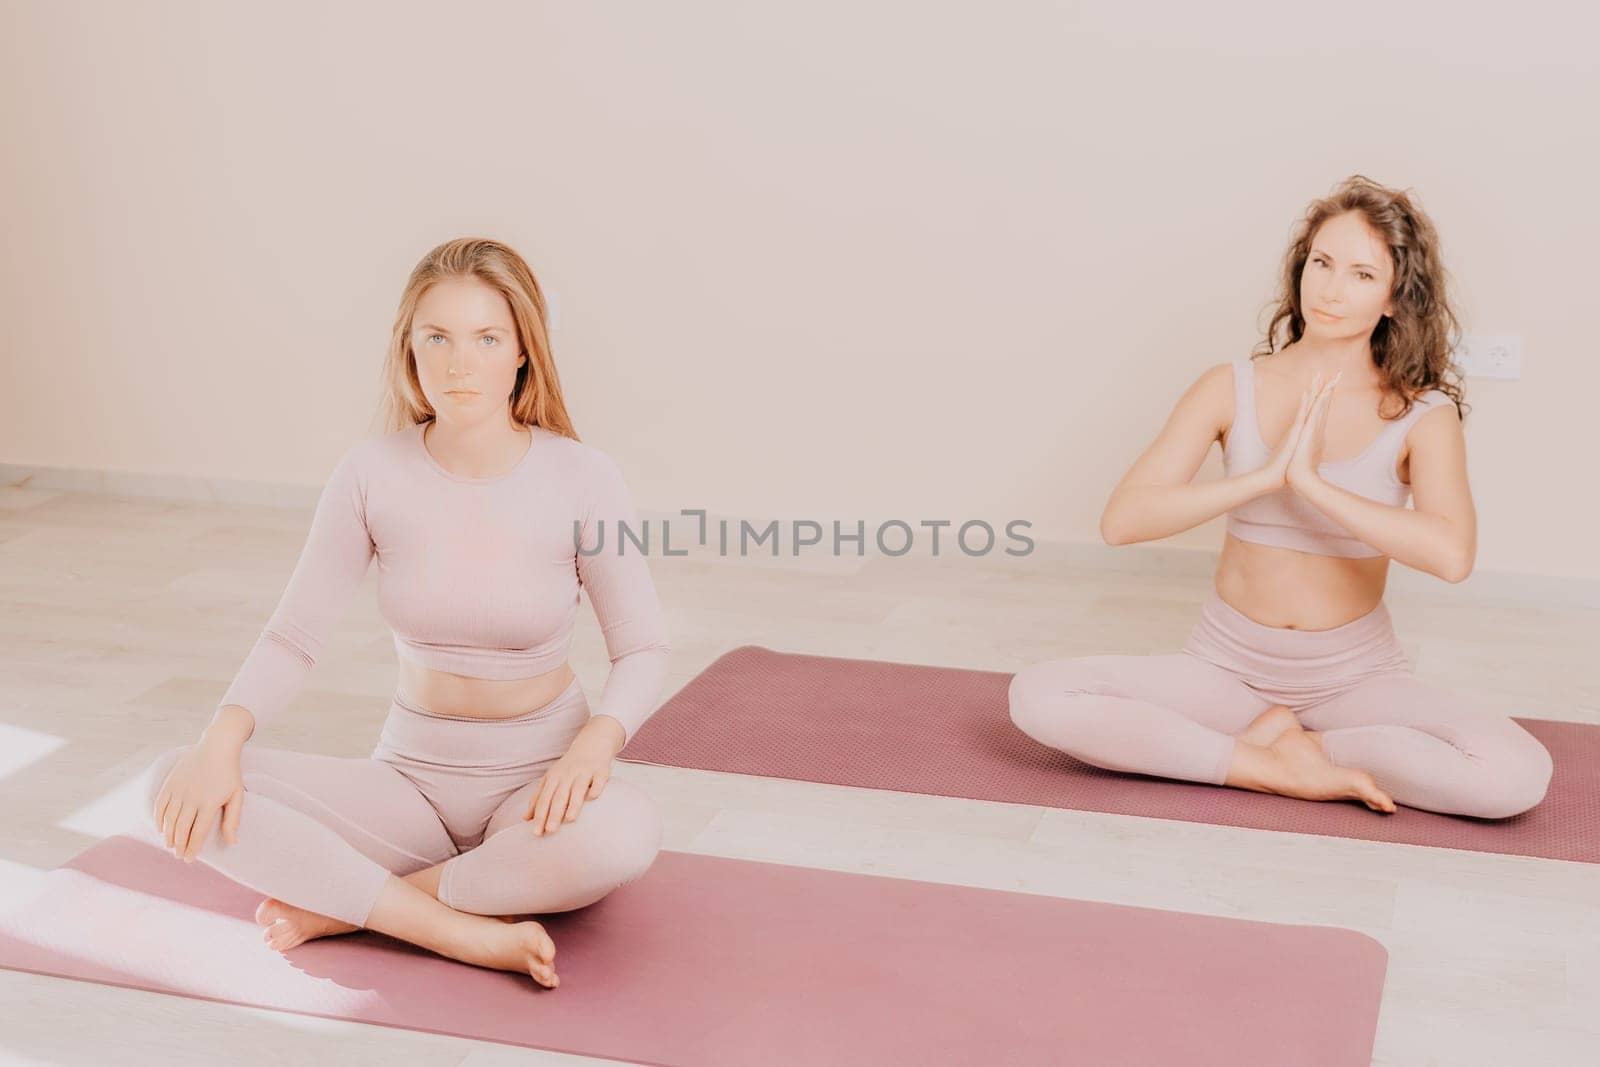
[366,874,472,955]
[1223,738,1287,794]
[402,860,446,900]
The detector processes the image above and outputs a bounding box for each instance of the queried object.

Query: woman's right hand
[1261,371,1322,488]
[152,741,244,862]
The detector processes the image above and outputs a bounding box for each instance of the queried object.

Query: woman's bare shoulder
[1180,358,1241,394]
[1181,360,1241,431]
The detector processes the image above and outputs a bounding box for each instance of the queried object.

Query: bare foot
[256,897,358,952]
[1238,705,1299,748]
[1267,728,1396,813]
[442,914,560,988]
[256,896,530,952]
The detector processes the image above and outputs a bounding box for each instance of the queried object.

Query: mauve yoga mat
[621,645,1600,863]
[0,835,1385,1066]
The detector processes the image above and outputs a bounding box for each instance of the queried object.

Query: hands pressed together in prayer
[1283,369,1342,492]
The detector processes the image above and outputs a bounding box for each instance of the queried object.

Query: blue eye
[423,332,502,344]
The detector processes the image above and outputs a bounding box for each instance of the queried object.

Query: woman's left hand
[525,730,616,835]
[1287,370,1341,491]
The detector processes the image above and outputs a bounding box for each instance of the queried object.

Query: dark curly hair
[1253,174,1469,422]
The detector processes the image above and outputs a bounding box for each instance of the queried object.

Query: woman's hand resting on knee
[152,739,244,862]
[524,714,627,836]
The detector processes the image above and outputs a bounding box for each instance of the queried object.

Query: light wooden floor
[1,485,1597,1066]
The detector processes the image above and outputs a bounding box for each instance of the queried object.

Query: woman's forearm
[1292,475,1471,581]
[575,713,628,759]
[1102,468,1278,546]
[201,704,256,754]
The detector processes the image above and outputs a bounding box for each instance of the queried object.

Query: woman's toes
[255,897,287,927]
[511,922,559,986]
[1353,772,1396,813]
[253,895,356,949]
[259,910,303,950]
[263,919,303,952]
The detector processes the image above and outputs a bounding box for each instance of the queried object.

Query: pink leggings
[136,674,662,928]
[1008,590,1554,819]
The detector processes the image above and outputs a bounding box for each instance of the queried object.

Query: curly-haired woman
[1008,175,1552,820]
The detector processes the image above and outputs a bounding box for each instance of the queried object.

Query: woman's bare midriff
[1210,359,1413,633]
[1213,533,1389,631]
[395,658,577,720]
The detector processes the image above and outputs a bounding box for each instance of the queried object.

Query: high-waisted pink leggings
[136,673,663,928]
[1008,590,1554,819]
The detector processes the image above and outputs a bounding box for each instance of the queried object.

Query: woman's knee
[580,778,663,884]
[1472,725,1555,819]
[1431,717,1555,820]
[1007,659,1104,742]
[511,779,661,913]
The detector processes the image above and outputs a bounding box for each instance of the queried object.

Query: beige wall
[3,1,1596,579]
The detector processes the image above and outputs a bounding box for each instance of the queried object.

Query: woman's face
[1299,210,1397,339]
[410,277,525,423]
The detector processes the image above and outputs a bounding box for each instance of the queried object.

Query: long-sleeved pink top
[218,422,671,744]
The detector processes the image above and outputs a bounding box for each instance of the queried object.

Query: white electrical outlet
[1454,332,1522,379]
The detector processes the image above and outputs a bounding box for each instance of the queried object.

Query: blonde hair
[1254,174,1469,422]
[373,238,579,439]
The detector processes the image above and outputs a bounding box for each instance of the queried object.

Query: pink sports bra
[1222,356,1454,558]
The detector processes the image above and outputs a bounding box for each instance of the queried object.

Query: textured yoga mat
[1,834,1386,1066]
[621,645,1600,863]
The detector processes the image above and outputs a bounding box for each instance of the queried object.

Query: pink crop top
[1222,356,1454,558]
[217,422,671,743]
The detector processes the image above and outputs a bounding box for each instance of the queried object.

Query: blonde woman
[142,239,669,988]
[1009,176,1553,820]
